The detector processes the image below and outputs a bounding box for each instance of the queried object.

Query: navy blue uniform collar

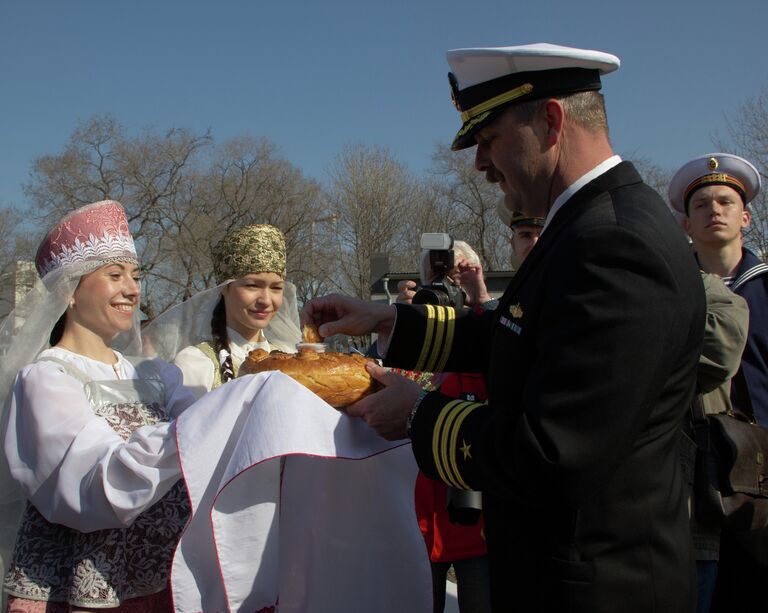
[732,248,768,291]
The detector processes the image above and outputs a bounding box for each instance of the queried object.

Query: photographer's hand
[456,260,492,309]
[345,362,423,440]
[301,293,396,341]
[396,280,418,304]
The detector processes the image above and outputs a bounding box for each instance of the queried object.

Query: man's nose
[474,144,489,172]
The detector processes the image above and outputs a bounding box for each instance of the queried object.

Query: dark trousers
[695,560,717,613]
[710,530,767,612]
[431,557,492,613]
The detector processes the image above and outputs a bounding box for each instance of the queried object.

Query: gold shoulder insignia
[509,303,523,318]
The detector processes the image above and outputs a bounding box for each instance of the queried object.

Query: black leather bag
[690,394,768,546]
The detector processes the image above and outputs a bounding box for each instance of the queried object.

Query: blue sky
[2,0,767,209]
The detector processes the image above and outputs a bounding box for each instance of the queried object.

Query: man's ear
[541,99,565,146]
[742,207,751,230]
[682,217,691,234]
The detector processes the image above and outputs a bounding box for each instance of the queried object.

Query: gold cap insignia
[509,303,523,318]
[708,157,719,171]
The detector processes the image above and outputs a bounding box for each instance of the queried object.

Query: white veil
[135,280,302,361]
[0,262,142,595]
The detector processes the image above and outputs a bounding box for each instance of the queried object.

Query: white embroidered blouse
[3,347,196,532]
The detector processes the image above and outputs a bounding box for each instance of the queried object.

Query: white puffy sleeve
[3,360,182,532]
[173,345,216,400]
[151,357,198,419]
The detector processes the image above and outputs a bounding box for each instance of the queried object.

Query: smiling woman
[223,272,286,341]
[152,224,302,399]
[52,262,142,363]
[0,200,198,612]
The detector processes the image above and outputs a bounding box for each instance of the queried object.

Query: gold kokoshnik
[212,224,287,283]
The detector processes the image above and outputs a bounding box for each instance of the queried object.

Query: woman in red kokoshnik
[0,200,196,612]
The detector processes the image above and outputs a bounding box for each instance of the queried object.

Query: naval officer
[303,43,705,612]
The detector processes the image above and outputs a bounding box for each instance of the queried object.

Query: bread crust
[240,348,377,408]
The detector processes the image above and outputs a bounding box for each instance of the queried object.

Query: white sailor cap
[447,42,620,150]
[668,153,762,214]
[496,198,545,229]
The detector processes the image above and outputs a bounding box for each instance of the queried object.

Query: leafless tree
[715,86,768,260]
[23,116,321,317]
[429,145,510,271]
[0,207,34,268]
[629,156,672,202]
[324,144,430,300]
[25,115,127,216]
[190,136,323,307]
[23,115,212,317]
[625,154,684,223]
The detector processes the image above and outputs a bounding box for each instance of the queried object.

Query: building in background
[0,261,36,318]
[0,260,38,339]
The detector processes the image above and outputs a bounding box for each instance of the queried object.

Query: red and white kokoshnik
[35,200,138,279]
[0,199,143,594]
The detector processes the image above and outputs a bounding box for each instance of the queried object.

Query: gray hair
[511,90,608,134]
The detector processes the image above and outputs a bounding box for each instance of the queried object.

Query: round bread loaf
[240,348,377,408]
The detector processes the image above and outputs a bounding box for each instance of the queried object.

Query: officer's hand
[345,362,423,440]
[301,293,396,339]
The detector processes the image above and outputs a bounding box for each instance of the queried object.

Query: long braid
[211,296,235,383]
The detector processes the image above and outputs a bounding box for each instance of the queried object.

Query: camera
[412,233,464,309]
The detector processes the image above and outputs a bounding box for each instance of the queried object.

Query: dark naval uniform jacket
[729,247,768,425]
[385,162,705,613]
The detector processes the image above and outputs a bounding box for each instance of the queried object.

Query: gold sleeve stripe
[446,402,481,490]
[433,307,456,373]
[415,304,437,372]
[439,400,475,489]
[415,305,456,373]
[432,399,465,486]
[424,306,448,372]
[434,399,480,490]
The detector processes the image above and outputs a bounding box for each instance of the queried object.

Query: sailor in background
[669,152,767,613]
[496,197,544,269]
[669,153,766,424]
